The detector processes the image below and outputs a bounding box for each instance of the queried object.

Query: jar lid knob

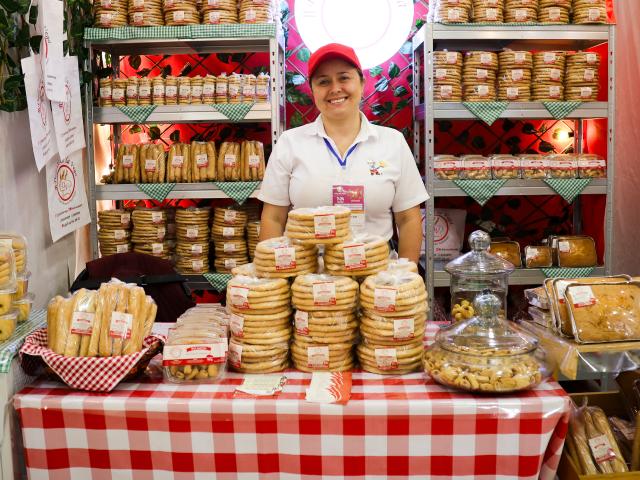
[469,230,491,252]
[474,291,501,317]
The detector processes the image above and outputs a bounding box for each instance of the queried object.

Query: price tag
[312,282,336,306]
[179,85,190,97]
[114,229,126,240]
[588,434,616,464]
[569,286,596,308]
[109,311,133,339]
[223,227,235,238]
[515,9,527,21]
[196,154,208,167]
[447,8,460,21]
[248,154,261,167]
[71,312,95,335]
[549,85,561,98]
[550,68,561,81]
[100,86,112,99]
[191,244,203,255]
[245,8,257,21]
[477,85,489,96]
[586,53,598,64]
[236,374,287,397]
[223,242,236,253]
[480,53,492,65]
[275,246,296,270]
[152,243,163,254]
[393,318,415,341]
[171,155,184,167]
[446,52,458,64]
[242,85,255,97]
[192,259,204,271]
[514,52,526,64]
[112,88,125,101]
[307,346,329,368]
[581,87,593,98]
[584,68,595,81]
[216,83,227,94]
[440,85,453,98]
[435,68,447,80]
[558,241,571,253]
[191,85,203,98]
[145,159,157,172]
[375,348,398,370]
[374,287,397,312]
[314,214,336,238]
[153,85,164,96]
[476,69,488,80]
[343,243,366,270]
[295,310,309,335]
[544,52,557,63]
[173,10,185,21]
[224,259,237,269]
[165,85,178,98]
[151,212,163,224]
[229,342,242,368]
[139,85,151,98]
[156,226,166,239]
[132,12,144,24]
[229,313,244,337]
[122,155,134,168]
[549,7,560,20]
[186,227,199,239]
[486,8,498,20]
[224,210,237,223]
[224,154,237,167]
[162,343,226,365]
[507,87,519,100]
[511,69,524,81]
[116,244,129,254]
[588,8,601,21]
[126,85,138,97]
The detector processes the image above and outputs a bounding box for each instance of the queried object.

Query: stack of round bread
[231,262,257,276]
[98,209,132,256]
[498,50,532,101]
[253,236,318,278]
[324,233,389,277]
[387,258,420,274]
[472,0,504,22]
[532,51,566,100]
[463,51,498,101]
[285,206,351,245]
[94,0,128,27]
[433,0,471,23]
[433,51,463,102]
[201,0,237,24]
[247,221,260,260]
[538,0,570,23]
[175,207,210,274]
[565,51,600,101]
[128,0,164,26]
[290,274,358,372]
[572,0,606,24]
[212,207,248,273]
[163,0,199,25]
[227,276,291,373]
[504,0,538,22]
[131,208,171,260]
[239,0,274,23]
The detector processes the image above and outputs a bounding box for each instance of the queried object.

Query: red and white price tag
[475,69,488,80]
[570,286,596,308]
[223,227,235,238]
[151,212,163,224]
[224,210,237,223]
[506,87,519,100]
[114,229,126,240]
[549,7,560,20]
[224,154,237,167]
[295,310,309,335]
[550,68,561,81]
[588,8,600,21]
[248,155,261,168]
[393,318,415,341]
[440,85,453,98]
[165,85,177,98]
[173,10,185,22]
[162,343,226,366]
[544,52,557,64]
[343,243,367,270]
[375,348,398,370]
[581,87,593,98]
[152,243,163,254]
[122,155,134,168]
[223,242,236,253]
[229,313,244,337]
[446,52,458,64]
[145,159,157,172]
[171,155,184,168]
[307,346,329,368]
[116,244,129,254]
[586,53,598,64]
[196,154,208,167]
[435,68,447,80]
[186,227,199,239]
[588,434,616,464]
[229,286,250,309]
[275,246,296,271]
[224,259,237,269]
[374,287,398,312]
[313,282,336,306]
[71,312,95,335]
[514,51,526,64]
[229,342,242,368]
[314,214,336,238]
[480,53,492,65]
[109,311,133,339]
[191,244,203,255]
[511,69,524,81]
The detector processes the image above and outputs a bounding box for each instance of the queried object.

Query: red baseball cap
[307,43,362,80]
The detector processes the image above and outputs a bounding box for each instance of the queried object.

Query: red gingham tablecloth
[13,324,570,480]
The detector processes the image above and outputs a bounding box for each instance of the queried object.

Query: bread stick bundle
[472,0,504,23]
[433,51,463,102]
[139,143,166,183]
[240,140,265,181]
[128,0,164,26]
[285,206,351,246]
[432,0,472,23]
[572,0,607,24]
[324,233,389,277]
[94,0,128,27]
[227,276,291,373]
[247,221,260,260]
[167,143,192,183]
[114,144,140,184]
[175,207,210,274]
[504,0,538,22]
[216,141,241,181]
[253,236,318,278]
[46,295,65,350]
[201,0,238,24]
[98,209,132,256]
[62,289,99,357]
[190,141,217,182]
[565,51,600,101]
[239,0,276,23]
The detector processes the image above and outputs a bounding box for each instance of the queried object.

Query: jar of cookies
[445,230,515,321]
[424,292,549,393]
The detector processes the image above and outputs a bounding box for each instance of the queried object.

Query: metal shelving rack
[412,24,616,317]
[83,26,286,269]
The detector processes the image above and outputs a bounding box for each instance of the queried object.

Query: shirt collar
[308,112,378,142]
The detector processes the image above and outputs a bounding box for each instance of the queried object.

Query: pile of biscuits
[323,233,389,277]
[163,0,199,25]
[253,236,317,278]
[175,207,210,274]
[247,221,260,260]
[472,0,504,22]
[98,209,132,256]
[463,51,498,101]
[201,0,238,24]
[565,51,600,101]
[227,276,291,373]
[212,207,249,273]
[538,0,570,23]
[357,271,427,374]
[291,274,359,372]
[239,0,275,23]
[498,50,532,101]
[128,0,164,26]
[131,208,171,260]
[433,51,463,102]
[572,0,607,24]
[504,0,538,23]
[432,0,472,23]
[532,51,566,101]
[94,0,128,27]
[285,206,351,245]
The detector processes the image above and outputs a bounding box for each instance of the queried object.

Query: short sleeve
[257,134,293,207]
[391,132,429,212]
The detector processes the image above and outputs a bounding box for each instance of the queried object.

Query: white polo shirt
[258,113,429,240]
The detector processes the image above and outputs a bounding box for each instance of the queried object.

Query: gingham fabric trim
[85,23,276,41]
[544,178,592,203]
[542,101,583,119]
[213,181,260,205]
[136,182,177,201]
[0,310,46,374]
[116,105,157,123]
[452,179,507,205]
[541,267,596,278]
[19,329,165,392]
[462,101,509,125]
[210,102,255,121]
[202,273,232,291]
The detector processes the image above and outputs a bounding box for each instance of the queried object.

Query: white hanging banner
[40,0,66,102]
[46,150,91,242]
[21,54,58,171]
[52,56,86,158]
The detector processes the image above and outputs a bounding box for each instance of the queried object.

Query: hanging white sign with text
[40,0,66,102]
[52,56,86,158]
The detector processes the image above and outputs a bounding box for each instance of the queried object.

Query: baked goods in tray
[0,245,17,295]
[285,206,351,245]
[489,241,522,268]
[324,233,389,277]
[555,235,597,267]
[253,236,317,278]
[524,245,552,268]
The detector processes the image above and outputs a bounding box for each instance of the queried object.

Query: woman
[258,43,429,263]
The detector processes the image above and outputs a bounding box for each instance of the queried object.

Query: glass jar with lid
[424,292,549,393]
[445,230,515,321]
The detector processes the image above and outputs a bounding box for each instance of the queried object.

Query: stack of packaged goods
[242,74,257,103]
[227,73,242,104]
[472,0,504,22]
[215,73,228,103]
[164,76,178,105]
[357,271,427,374]
[240,140,265,181]
[111,79,127,107]
[163,0,199,25]
[432,0,471,23]
[532,51,566,101]
[216,141,241,181]
[175,207,210,274]
[538,0,570,23]
[572,0,607,24]
[0,244,17,339]
[256,72,270,103]
[139,144,166,183]
[239,0,276,23]
[114,144,140,183]
[178,77,191,105]
[152,77,165,105]
[212,207,249,273]
[284,206,351,246]
[203,75,216,103]
[1,233,32,326]
[253,236,318,278]
[99,78,113,106]
[498,50,533,101]
[565,51,600,101]
[190,75,204,104]
[463,51,498,101]
[94,0,128,27]
[433,51,463,102]
[246,221,260,260]
[190,141,217,182]
[227,276,291,373]
[126,77,139,105]
[128,0,164,26]
[291,274,359,372]
[138,77,152,105]
[201,0,238,24]
[167,143,191,182]
[323,233,389,277]
[131,208,170,260]
[504,0,538,22]
[97,209,132,256]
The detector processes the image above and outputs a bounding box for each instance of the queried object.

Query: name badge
[332,185,365,231]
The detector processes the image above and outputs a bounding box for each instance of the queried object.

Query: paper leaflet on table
[234,374,287,398]
[306,372,352,404]
[51,56,86,158]
[38,0,66,102]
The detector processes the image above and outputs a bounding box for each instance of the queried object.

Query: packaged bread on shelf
[229,338,289,373]
[138,77,152,105]
[292,274,358,312]
[434,155,462,180]
[175,207,211,274]
[126,77,139,105]
[217,141,241,181]
[163,0,199,25]
[256,72,270,103]
[520,154,548,179]
[253,236,318,278]
[538,1,570,23]
[111,79,127,106]
[139,144,166,183]
[190,141,217,182]
[239,0,276,23]
[324,233,389,277]
[572,0,607,24]
[489,241,522,268]
[433,0,471,23]
[472,0,504,22]
[292,336,356,372]
[99,78,113,107]
[114,144,140,184]
[94,0,128,27]
[546,154,577,178]
[293,310,357,345]
[240,140,265,181]
[577,154,606,179]
[190,76,203,104]
[491,155,521,179]
[152,77,165,105]
[460,155,491,179]
[555,235,597,267]
[524,245,552,268]
[504,0,538,22]
[0,246,17,315]
[285,206,351,245]
[167,143,191,183]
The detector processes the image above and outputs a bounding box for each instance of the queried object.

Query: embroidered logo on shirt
[367,159,386,175]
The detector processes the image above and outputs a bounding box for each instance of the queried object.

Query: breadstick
[217,142,228,180]
[46,296,63,350]
[54,297,73,355]
[78,290,97,357]
[63,290,84,357]
[583,409,614,473]
[110,284,130,356]
[122,286,146,354]
[133,144,141,183]
[87,285,105,357]
[241,140,249,180]
[206,141,216,181]
[256,141,265,180]
[143,297,157,338]
[115,144,125,184]
[157,145,166,183]
[589,407,628,472]
[98,284,118,357]
[191,142,201,182]
[570,410,599,475]
[139,144,149,183]
[183,143,191,182]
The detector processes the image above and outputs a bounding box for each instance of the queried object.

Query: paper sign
[40,0,66,102]
[306,372,352,404]
[236,374,287,396]
[51,56,86,158]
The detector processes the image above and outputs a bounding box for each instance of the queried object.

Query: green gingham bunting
[136,183,177,201]
[85,23,276,41]
[452,179,507,205]
[0,309,46,373]
[214,181,260,205]
[541,267,596,279]
[203,273,232,291]
[462,101,509,125]
[544,178,592,203]
[210,103,255,122]
[190,23,276,38]
[116,105,157,123]
[542,101,583,119]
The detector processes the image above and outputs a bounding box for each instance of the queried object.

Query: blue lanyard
[323,138,359,168]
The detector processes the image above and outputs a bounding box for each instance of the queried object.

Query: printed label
[549,85,561,97]
[173,10,185,21]
[126,84,138,97]
[152,243,163,254]
[223,242,236,253]
[588,434,616,464]
[526,247,539,261]
[588,8,600,21]
[515,9,528,21]
[581,87,593,98]
[558,241,571,253]
[228,85,240,97]
[139,85,151,98]
[476,69,488,80]
[191,85,203,98]
[570,286,597,308]
[156,226,166,239]
[343,243,367,270]
[248,154,261,168]
[229,313,244,337]
[550,68,561,81]
[295,310,309,335]
[99,13,112,26]
[274,246,296,270]
[192,259,204,271]
[100,0,112,7]
[179,85,191,97]
[165,85,178,98]
[245,8,256,21]
[440,85,453,98]
[171,155,184,167]
[145,159,157,172]
[122,155,134,168]
[224,258,236,269]
[514,51,526,64]
[480,53,492,65]
[71,311,95,335]
[186,227,199,238]
[374,287,398,312]
[132,12,144,24]
[224,210,237,223]
[153,85,164,96]
[224,154,237,167]
[109,311,133,339]
[114,229,126,240]
[216,83,227,94]
[242,85,255,97]
[549,7,561,20]
[196,154,208,167]
[446,52,458,64]
[151,212,163,224]
[162,343,226,366]
[544,52,557,64]
[314,214,336,238]
[191,244,203,254]
[477,85,489,96]
[435,68,447,80]
[112,88,125,101]
[312,282,337,306]
[223,227,235,237]
[584,68,595,81]
[511,69,524,81]
[116,244,129,253]
[586,53,598,64]
[375,348,398,370]
[207,0,219,5]
[229,342,242,368]
[486,8,498,20]
[203,84,215,96]
[507,87,519,99]
[133,0,144,7]
[307,346,329,368]
[394,318,415,341]
[257,85,268,97]
[100,86,112,99]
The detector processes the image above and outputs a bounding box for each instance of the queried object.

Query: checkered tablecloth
[14,323,570,480]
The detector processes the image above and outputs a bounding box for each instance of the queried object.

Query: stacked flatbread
[94,0,128,27]
[532,51,566,101]
[324,233,389,277]
[565,51,600,101]
[175,207,210,274]
[212,207,248,273]
[498,50,532,101]
[128,0,164,26]
[538,0,570,23]
[201,0,238,24]
[131,208,171,260]
[433,0,472,23]
[163,0,199,25]
[433,51,463,102]
[472,0,504,22]
[98,209,132,256]
[253,236,317,278]
[285,206,351,245]
[504,0,538,22]
[239,0,275,23]
[572,0,607,24]
[463,51,498,101]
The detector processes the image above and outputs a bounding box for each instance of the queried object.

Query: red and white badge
[374,287,398,312]
[192,259,205,271]
[313,281,336,306]
[295,310,309,335]
[151,211,163,224]
[248,154,261,168]
[109,311,133,339]
[229,286,250,309]
[314,214,336,238]
[476,69,488,80]
[588,434,616,464]
[171,155,184,168]
[71,312,95,335]
[162,343,226,366]
[393,318,415,341]
[275,246,296,271]
[375,348,398,370]
[229,313,244,337]
[307,346,329,368]
[343,243,366,270]
[333,185,364,230]
[544,52,557,64]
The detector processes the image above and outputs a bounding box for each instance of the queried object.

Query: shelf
[432,267,606,287]
[93,103,272,124]
[432,102,608,120]
[432,24,612,51]
[433,179,607,197]
[95,183,261,200]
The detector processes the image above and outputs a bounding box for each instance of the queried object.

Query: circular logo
[56,163,76,203]
[61,82,72,124]
[37,79,47,127]
[433,214,449,243]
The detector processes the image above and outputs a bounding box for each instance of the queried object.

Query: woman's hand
[259,203,290,241]
[394,206,423,264]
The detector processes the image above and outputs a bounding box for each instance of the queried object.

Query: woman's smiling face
[310,58,364,122]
